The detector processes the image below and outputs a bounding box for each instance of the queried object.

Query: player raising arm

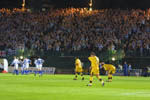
[87,52,104,86]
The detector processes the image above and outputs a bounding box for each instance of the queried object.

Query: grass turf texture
[0,74,150,100]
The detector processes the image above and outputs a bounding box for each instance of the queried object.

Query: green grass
[0,73,150,100]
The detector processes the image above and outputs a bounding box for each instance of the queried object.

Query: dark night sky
[0,0,150,9]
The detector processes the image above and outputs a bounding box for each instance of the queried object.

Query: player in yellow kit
[87,52,104,86]
[101,63,116,82]
[73,57,84,80]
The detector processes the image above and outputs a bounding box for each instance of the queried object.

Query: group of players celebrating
[11,56,44,76]
[74,52,116,86]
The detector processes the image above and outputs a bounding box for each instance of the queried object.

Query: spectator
[123,61,128,76]
[118,64,123,71]
[0,8,150,57]
[128,64,132,76]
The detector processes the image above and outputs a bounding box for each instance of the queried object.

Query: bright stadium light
[22,0,26,11]
[89,0,93,11]
[20,56,23,59]
[112,57,116,61]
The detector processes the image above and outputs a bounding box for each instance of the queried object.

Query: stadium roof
[0,0,150,9]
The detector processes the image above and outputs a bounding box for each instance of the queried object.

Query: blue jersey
[34,59,38,66]
[23,58,31,68]
[11,58,20,69]
[37,58,44,65]
[24,59,31,64]
[11,59,20,66]
[20,60,25,68]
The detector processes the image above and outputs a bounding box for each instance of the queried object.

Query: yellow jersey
[75,58,82,69]
[103,64,116,71]
[88,56,99,70]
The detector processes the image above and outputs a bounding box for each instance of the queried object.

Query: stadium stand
[1,8,150,70]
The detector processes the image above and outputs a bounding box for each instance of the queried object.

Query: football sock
[108,74,112,80]
[96,76,102,81]
[13,70,16,74]
[80,73,84,79]
[89,76,93,84]
[74,73,78,79]
[24,70,27,74]
[108,74,112,78]
[34,71,37,75]
[16,70,19,75]
[107,74,112,81]
[39,71,42,75]
[108,77,112,79]
[25,70,29,74]
[21,70,24,75]
[27,70,30,74]
[108,77,112,81]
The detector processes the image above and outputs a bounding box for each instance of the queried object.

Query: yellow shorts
[90,68,99,75]
[108,70,115,74]
[75,67,83,73]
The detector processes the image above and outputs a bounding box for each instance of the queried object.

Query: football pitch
[0,74,150,100]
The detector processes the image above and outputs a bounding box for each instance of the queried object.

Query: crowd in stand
[1,8,150,56]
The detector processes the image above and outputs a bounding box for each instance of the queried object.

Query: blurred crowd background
[1,8,150,57]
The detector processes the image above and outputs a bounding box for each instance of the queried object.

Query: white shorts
[14,65,18,70]
[21,64,25,70]
[25,65,29,69]
[36,65,42,70]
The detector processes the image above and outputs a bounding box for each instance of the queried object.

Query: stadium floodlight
[22,0,26,11]
[20,56,23,59]
[89,0,93,11]
[112,57,116,61]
